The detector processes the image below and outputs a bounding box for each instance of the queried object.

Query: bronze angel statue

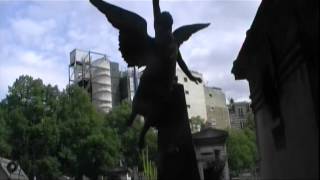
[90,0,209,149]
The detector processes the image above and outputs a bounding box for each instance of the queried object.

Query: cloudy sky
[0,0,261,101]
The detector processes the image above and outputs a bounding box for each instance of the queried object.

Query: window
[210,106,214,111]
[184,77,188,82]
[187,104,191,108]
[201,152,213,156]
[185,90,189,94]
[238,108,244,117]
[196,124,201,132]
[209,93,212,97]
[240,121,244,129]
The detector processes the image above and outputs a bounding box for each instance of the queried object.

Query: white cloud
[11,18,48,36]
[17,50,57,68]
[10,18,56,45]
[0,0,261,101]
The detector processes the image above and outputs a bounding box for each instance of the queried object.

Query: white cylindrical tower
[91,57,112,113]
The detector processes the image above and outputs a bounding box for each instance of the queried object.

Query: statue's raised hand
[190,76,202,84]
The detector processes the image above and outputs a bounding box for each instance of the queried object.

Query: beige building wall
[204,87,231,130]
[176,68,207,122]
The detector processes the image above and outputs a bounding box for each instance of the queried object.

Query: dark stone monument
[157,83,200,180]
[90,0,210,179]
[192,128,229,180]
[232,0,318,179]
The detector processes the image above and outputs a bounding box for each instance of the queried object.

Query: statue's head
[159,11,173,30]
[157,11,173,42]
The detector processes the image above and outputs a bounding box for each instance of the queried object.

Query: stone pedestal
[157,84,200,180]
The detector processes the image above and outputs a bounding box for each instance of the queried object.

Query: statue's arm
[153,0,161,21]
[177,52,202,84]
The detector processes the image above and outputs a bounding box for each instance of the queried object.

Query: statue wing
[90,0,153,67]
[173,23,210,47]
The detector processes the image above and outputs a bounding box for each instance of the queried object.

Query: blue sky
[0,0,261,101]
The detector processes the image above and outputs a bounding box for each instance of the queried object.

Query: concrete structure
[232,0,318,179]
[69,49,117,113]
[193,128,229,180]
[204,87,231,130]
[110,62,121,107]
[69,49,144,113]
[0,157,29,180]
[176,68,207,121]
[228,101,252,129]
[91,58,112,113]
[119,67,139,102]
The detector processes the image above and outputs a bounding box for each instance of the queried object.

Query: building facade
[110,62,121,107]
[176,68,208,122]
[119,67,140,102]
[176,68,231,131]
[69,49,143,113]
[69,49,113,113]
[228,101,251,129]
[204,87,231,130]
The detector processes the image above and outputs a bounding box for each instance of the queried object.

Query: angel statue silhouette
[90,0,210,149]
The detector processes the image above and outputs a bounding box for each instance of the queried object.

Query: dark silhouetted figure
[90,0,209,149]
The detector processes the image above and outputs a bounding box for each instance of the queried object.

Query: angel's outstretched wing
[90,0,154,67]
[173,23,210,47]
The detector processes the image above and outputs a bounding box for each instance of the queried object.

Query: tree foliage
[0,105,11,156]
[1,75,62,179]
[227,118,257,177]
[0,76,122,180]
[244,112,255,131]
[57,86,121,179]
[0,75,158,179]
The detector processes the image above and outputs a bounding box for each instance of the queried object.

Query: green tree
[57,85,120,180]
[3,75,61,179]
[0,103,11,157]
[244,112,255,131]
[34,156,61,180]
[226,128,257,177]
[1,75,158,179]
